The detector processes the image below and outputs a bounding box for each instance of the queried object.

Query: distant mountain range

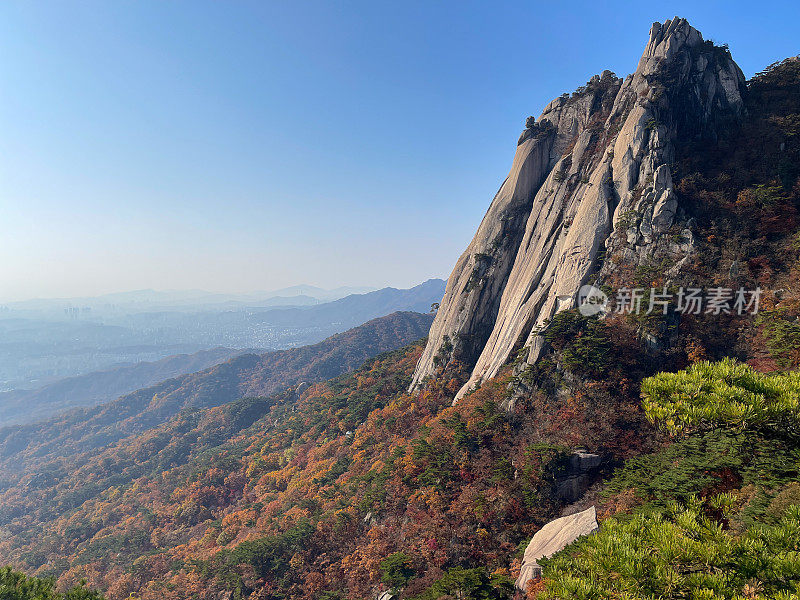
[0,310,434,472]
[1,285,378,313]
[0,279,445,391]
[243,278,446,329]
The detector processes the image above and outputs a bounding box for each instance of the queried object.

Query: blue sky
[1,1,798,301]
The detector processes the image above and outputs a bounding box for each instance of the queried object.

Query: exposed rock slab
[410,72,622,392]
[515,506,599,591]
[408,132,555,390]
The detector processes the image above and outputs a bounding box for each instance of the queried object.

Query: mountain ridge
[0,279,445,391]
[0,311,433,473]
[0,347,247,427]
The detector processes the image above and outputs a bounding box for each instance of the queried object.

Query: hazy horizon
[0,281,442,305]
[2,1,798,302]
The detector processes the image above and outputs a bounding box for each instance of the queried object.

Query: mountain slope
[244,279,445,329]
[0,311,433,473]
[0,336,649,600]
[0,347,245,427]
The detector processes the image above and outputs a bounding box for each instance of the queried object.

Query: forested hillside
[0,335,649,600]
[0,311,433,474]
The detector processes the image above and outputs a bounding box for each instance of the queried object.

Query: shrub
[412,567,512,600]
[379,552,416,588]
[543,311,612,377]
[733,184,797,237]
[641,358,800,438]
[221,519,313,580]
[541,497,800,599]
[0,567,104,600]
[757,308,800,369]
[765,482,800,524]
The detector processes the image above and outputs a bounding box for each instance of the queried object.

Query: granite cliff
[411,18,747,398]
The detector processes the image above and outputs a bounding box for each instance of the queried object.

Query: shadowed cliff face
[411,18,747,398]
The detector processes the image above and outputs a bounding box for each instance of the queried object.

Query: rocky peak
[411,18,747,399]
[640,17,702,66]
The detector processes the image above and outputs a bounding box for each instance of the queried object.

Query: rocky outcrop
[408,128,556,387]
[555,451,602,504]
[410,71,622,390]
[514,506,599,590]
[411,18,746,398]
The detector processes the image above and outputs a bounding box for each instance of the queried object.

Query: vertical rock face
[408,129,557,387]
[410,18,746,398]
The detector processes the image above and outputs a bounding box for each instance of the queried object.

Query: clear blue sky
[1,1,798,301]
